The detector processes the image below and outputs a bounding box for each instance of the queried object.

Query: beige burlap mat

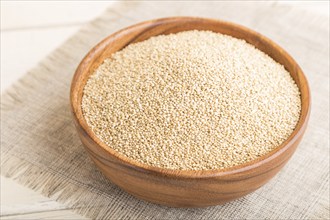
[1,1,329,219]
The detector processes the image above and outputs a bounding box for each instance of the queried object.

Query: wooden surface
[1,2,111,219]
[1,1,327,218]
[70,17,310,207]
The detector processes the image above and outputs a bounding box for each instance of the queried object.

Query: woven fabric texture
[1,2,329,219]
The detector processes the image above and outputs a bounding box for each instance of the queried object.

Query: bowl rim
[70,16,311,179]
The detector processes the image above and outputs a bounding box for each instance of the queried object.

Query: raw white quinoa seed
[82,30,301,170]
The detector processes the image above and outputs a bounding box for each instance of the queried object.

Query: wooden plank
[1,177,85,219]
[1,1,113,30]
[1,26,80,92]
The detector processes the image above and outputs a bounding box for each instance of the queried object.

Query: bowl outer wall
[70,17,311,207]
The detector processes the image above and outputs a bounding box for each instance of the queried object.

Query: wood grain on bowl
[70,17,310,207]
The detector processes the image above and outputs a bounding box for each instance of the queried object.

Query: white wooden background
[1,1,328,219]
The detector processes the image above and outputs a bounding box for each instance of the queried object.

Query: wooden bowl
[70,17,310,207]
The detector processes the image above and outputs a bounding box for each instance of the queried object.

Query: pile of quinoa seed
[82,30,301,170]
